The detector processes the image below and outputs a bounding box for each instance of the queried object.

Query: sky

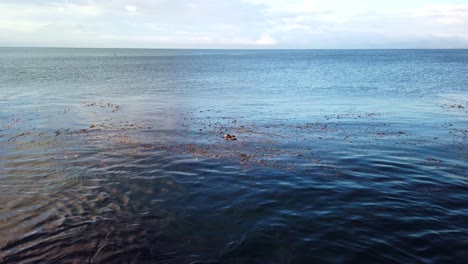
[0,0,467,49]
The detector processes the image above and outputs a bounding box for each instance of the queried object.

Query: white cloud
[245,0,323,14]
[125,5,137,13]
[255,33,277,45]
[39,23,85,32]
[413,3,468,26]
[0,0,467,48]
[0,20,41,32]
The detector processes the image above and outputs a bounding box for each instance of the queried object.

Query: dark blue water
[0,48,467,263]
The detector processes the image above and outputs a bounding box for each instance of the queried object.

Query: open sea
[0,48,467,263]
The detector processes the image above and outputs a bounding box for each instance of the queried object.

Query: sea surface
[0,48,467,263]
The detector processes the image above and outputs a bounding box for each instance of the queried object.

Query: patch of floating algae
[4,99,467,173]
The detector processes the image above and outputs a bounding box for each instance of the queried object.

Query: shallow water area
[0,48,467,263]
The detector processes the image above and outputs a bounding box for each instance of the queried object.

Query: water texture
[0,48,467,263]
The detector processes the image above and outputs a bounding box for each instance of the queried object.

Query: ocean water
[0,48,467,263]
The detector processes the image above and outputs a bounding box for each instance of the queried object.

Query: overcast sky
[1,0,467,48]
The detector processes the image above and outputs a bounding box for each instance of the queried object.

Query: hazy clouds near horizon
[1,0,467,49]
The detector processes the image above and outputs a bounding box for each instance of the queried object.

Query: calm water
[0,48,467,263]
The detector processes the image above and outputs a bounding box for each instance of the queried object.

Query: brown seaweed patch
[448,128,468,136]
[84,102,122,112]
[440,102,468,113]
[8,132,32,141]
[2,118,22,129]
[325,112,384,120]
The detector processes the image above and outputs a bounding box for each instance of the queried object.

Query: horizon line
[1,46,467,51]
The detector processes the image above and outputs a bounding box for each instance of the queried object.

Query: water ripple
[1,49,467,263]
